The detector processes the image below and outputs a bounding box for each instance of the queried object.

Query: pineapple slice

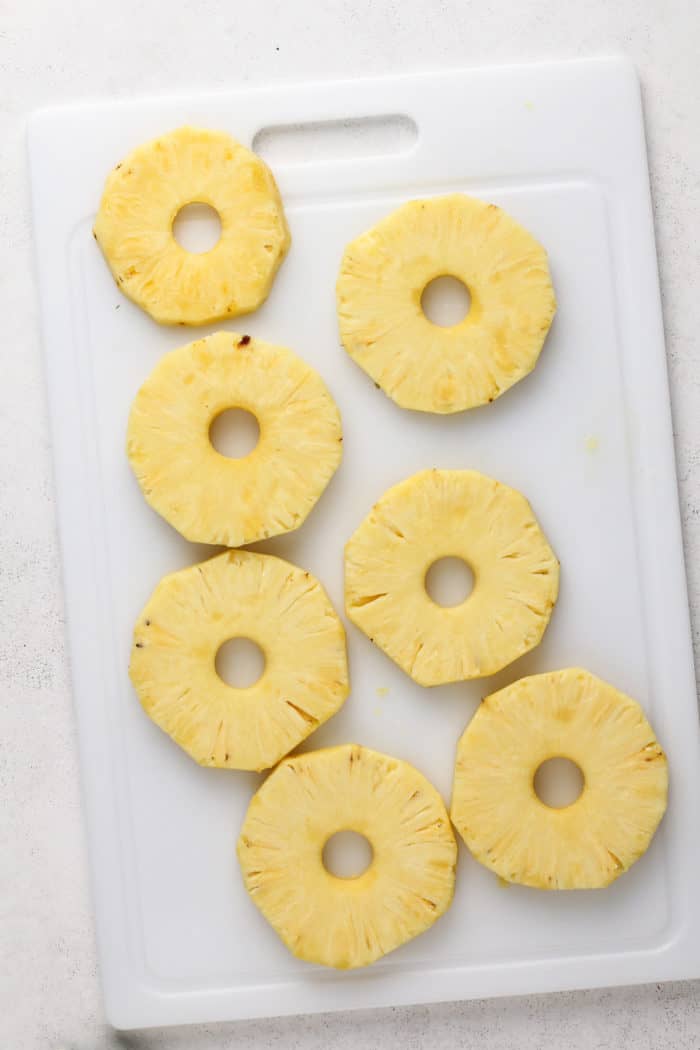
[130,550,349,771]
[238,744,457,968]
[337,194,555,413]
[94,126,289,325]
[127,331,342,547]
[451,668,668,889]
[345,469,559,685]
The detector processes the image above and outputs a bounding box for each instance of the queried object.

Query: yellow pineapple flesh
[127,332,342,547]
[94,126,290,325]
[129,551,349,771]
[337,193,555,413]
[451,668,668,889]
[237,744,457,968]
[345,469,559,685]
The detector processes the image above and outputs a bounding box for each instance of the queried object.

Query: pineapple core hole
[421,276,471,327]
[215,637,265,688]
[172,202,222,253]
[323,831,374,879]
[209,409,260,459]
[534,758,584,809]
[425,557,474,607]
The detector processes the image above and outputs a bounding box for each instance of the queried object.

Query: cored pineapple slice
[345,469,559,685]
[127,332,342,547]
[130,551,349,771]
[238,744,457,967]
[94,126,289,324]
[337,194,555,412]
[451,669,668,889]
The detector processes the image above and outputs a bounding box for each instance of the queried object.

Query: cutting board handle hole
[253,114,418,165]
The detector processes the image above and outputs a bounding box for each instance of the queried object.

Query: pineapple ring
[345,469,559,685]
[94,126,290,325]
[130,550,349,771]
[451,669,668,890]
[337,194,556,413]
[238,744,457,968]
[127,332,343,547]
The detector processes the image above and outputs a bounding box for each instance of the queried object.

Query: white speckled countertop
[2,1,700,1046]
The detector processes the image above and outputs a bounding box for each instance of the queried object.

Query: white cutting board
[28,58,700,1029]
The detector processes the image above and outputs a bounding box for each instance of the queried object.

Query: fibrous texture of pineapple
[345,469,559,685]
[93,126,290,325]
[130,551,349,771]
[337,194,556,413]
[451,668,668,889]
[238,744,457,968]
[127,332,342,547]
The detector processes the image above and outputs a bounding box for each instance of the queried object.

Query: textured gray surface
[2,1,699,1046]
